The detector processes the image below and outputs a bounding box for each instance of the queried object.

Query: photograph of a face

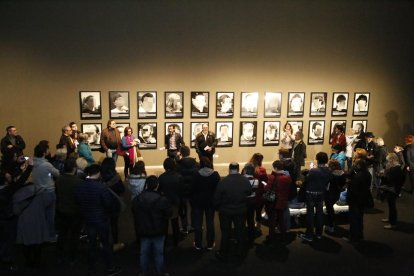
[239,121,257,147]
[352,120,367,137]
[308,120,325,145]
[81,123,102,150]
[190,122,208,148]
[286,121,303,136]
[353,92,370,116]
[216,92,234,118]
[240,92,258,118]
[264,92,282,118]
[263,121,280,146]
[287,92,305,117]
[138,91,157,119]
[310,92,327,117]
[109,91,130,119]
[80,91,102,119]
[191,91,209,118]
[137,122,157,149]
[116,123,130,140]
[165,91,183,118]
[165,122,183,136]
[329,120,346,142]
[332,92,349,117]
[216,122,233,147]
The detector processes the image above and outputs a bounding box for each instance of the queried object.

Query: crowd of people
[0,122,413,275]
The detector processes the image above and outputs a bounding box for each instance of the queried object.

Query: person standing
[58,125,76,158]
[213,162,252,261]
[330,124,346,152]
[121,127,138,178]
[77,133,95,166]
[281,122,295,157]
[165,124,184,160]
[195,123,217,166]
[292,131,307,177]
[100,120,122,163]
[403,135,414,194]
[325,160,346,234]
[1,125,26,159]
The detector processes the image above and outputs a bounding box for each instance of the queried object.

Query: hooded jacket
[32,157,60,191]
[191,167,220,208]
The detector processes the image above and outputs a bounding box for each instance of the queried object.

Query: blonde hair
[376,137,385,146]
[76,157,88,171]
[386,153,400,168]
[78,133,89,142]
[55,147,68,160]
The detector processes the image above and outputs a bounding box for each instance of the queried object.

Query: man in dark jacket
[132,175,171,276]
[1,126,26,158]
[213,162,252,261]
[165,124,184,160]
[195,123,217,166]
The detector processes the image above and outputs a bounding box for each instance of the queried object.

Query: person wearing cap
[213,162,252,261]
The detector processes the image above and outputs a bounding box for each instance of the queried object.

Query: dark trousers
[386,193,398,225]
[246,204,256,240]
[179,198,192,230]
[197,153,213,168]
[324,198,338,228]
[0,217,17,263]
[266,208,286,239]
[305,193,324,236]
[192,206,215,247]
[218,212,246,257]
[123,155,132,178]
[167,217,180,246]
[56,212,82,261]
[349,205,365,242]
[407,169,414,193]
[22,244,43,268]
[86,222,114,271]
[110,214,119,243]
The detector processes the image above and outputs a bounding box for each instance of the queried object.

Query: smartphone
[262,181,267,186]
[24,156,29,160]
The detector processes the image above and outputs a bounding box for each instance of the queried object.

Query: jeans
[123,154,132,178]
[192,206,215,247]
[140,235,166,276]
[106,149,118,163]
[86,222,114,271]
[305,193,324,237]
[349,205,365,241]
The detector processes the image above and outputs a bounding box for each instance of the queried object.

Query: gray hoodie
[32,157,60,191]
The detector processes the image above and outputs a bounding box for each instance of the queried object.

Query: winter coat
[128,173,146,199]
[191,168,220,208]
[265,170,291,210]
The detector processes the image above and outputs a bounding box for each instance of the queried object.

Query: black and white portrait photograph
[239,121,257,147]
[165,122,183,136]
[165,91,183,118]
[353,92,370,116]
[109,91,130,119]
[352,120,367,137]
[264,92,282,118]
[191,91,209,118]
[216,92,234,118]
[138,91,157,119]
[263,121,280,146]
[286,121,303,136]
[332,92,349,116]
[310,92,327,117]
[137,122,157,149]
[116,123,130,140]
[80,91,102,119]
[240,92,258,118]
[308,120,325,145]
[287,92,305,117]
[329,120,346,141]
[216,122,233,147]
[81,123,102,150]
[190,122,207,148]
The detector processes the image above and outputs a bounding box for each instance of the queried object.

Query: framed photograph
[79,91,102,119]
[353,92,370,116]
[287,92,305,117]
[352,120,368,137]
[240,92,258,118]
[109,91,129,119]
[191,91,209,118]
[264,92,282,118]
[309,92,327,117]
[239,121,257,147]
[331,92,349,116]
[115,123,130,140]
[138,91,157,119]
[308,120,325,145]
[165,91,183,118]
[263,121,280,146]
[190,122,208,148]
[216,122,233,147]
[216,92,234,118]
[329,120,347,142]
[137,122,157,149]
[285,121,303,135]
[81,123,102,151]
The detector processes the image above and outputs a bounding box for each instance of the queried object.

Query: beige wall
[1,0,413,169]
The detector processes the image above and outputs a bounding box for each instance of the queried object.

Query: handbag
[263,189,277,203]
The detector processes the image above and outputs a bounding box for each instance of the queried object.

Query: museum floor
[2,190,414,276]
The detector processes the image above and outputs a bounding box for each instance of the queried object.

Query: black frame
[331,92,349,117]
[190,122,208,148]
[329,120,347,142]
[287,92,305,117]
[165,91,184,118]
[81,123,102,151]
[239,121,257,147]
[109,91,130,119]
[353,92,370,117]
[264,92,282,118]
[285,120,304,135]
[138,91,157,119]
[263,121,280,146]
[116,122,130,140]
[309,92,327,117]
[79,91,102,120]
[352,120,368,137]
[216,121,234,147]
[191,91,209,118]
[216,92,234,118]
[240,92,258,118]
[137,122,157,149]
[308,120,325,145]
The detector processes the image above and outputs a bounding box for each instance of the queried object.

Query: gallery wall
[1,0,414,167]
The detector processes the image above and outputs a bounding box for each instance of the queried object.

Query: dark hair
[316,152,328,164]
[328,159,341,171]
[141,92,154,102]
[145,175,158,191]
[335,124,344,133]
[354,159,367,171]
[131,160,146,175]
[278,148,291,159]
[332,144,342,152]
[64,158,77,173]
[107,120,115,127]
[100,157,116,179]
[86,164,101,176]
[124,126,133,136]
[356,94,368,103]
[272,160,284,170]
[180,146,190,157]
[34,143,49,157]
[69,122,76,128]
[249,153,264,167]
[6,126,15,132]
[243,163,255,175]
[163,158,176,171]
[229,162,239,171]
[199,156,212,169]
[112,93,122,103]
[336,95,346,103]
[312,122,322,130]
[219,94,230,104]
